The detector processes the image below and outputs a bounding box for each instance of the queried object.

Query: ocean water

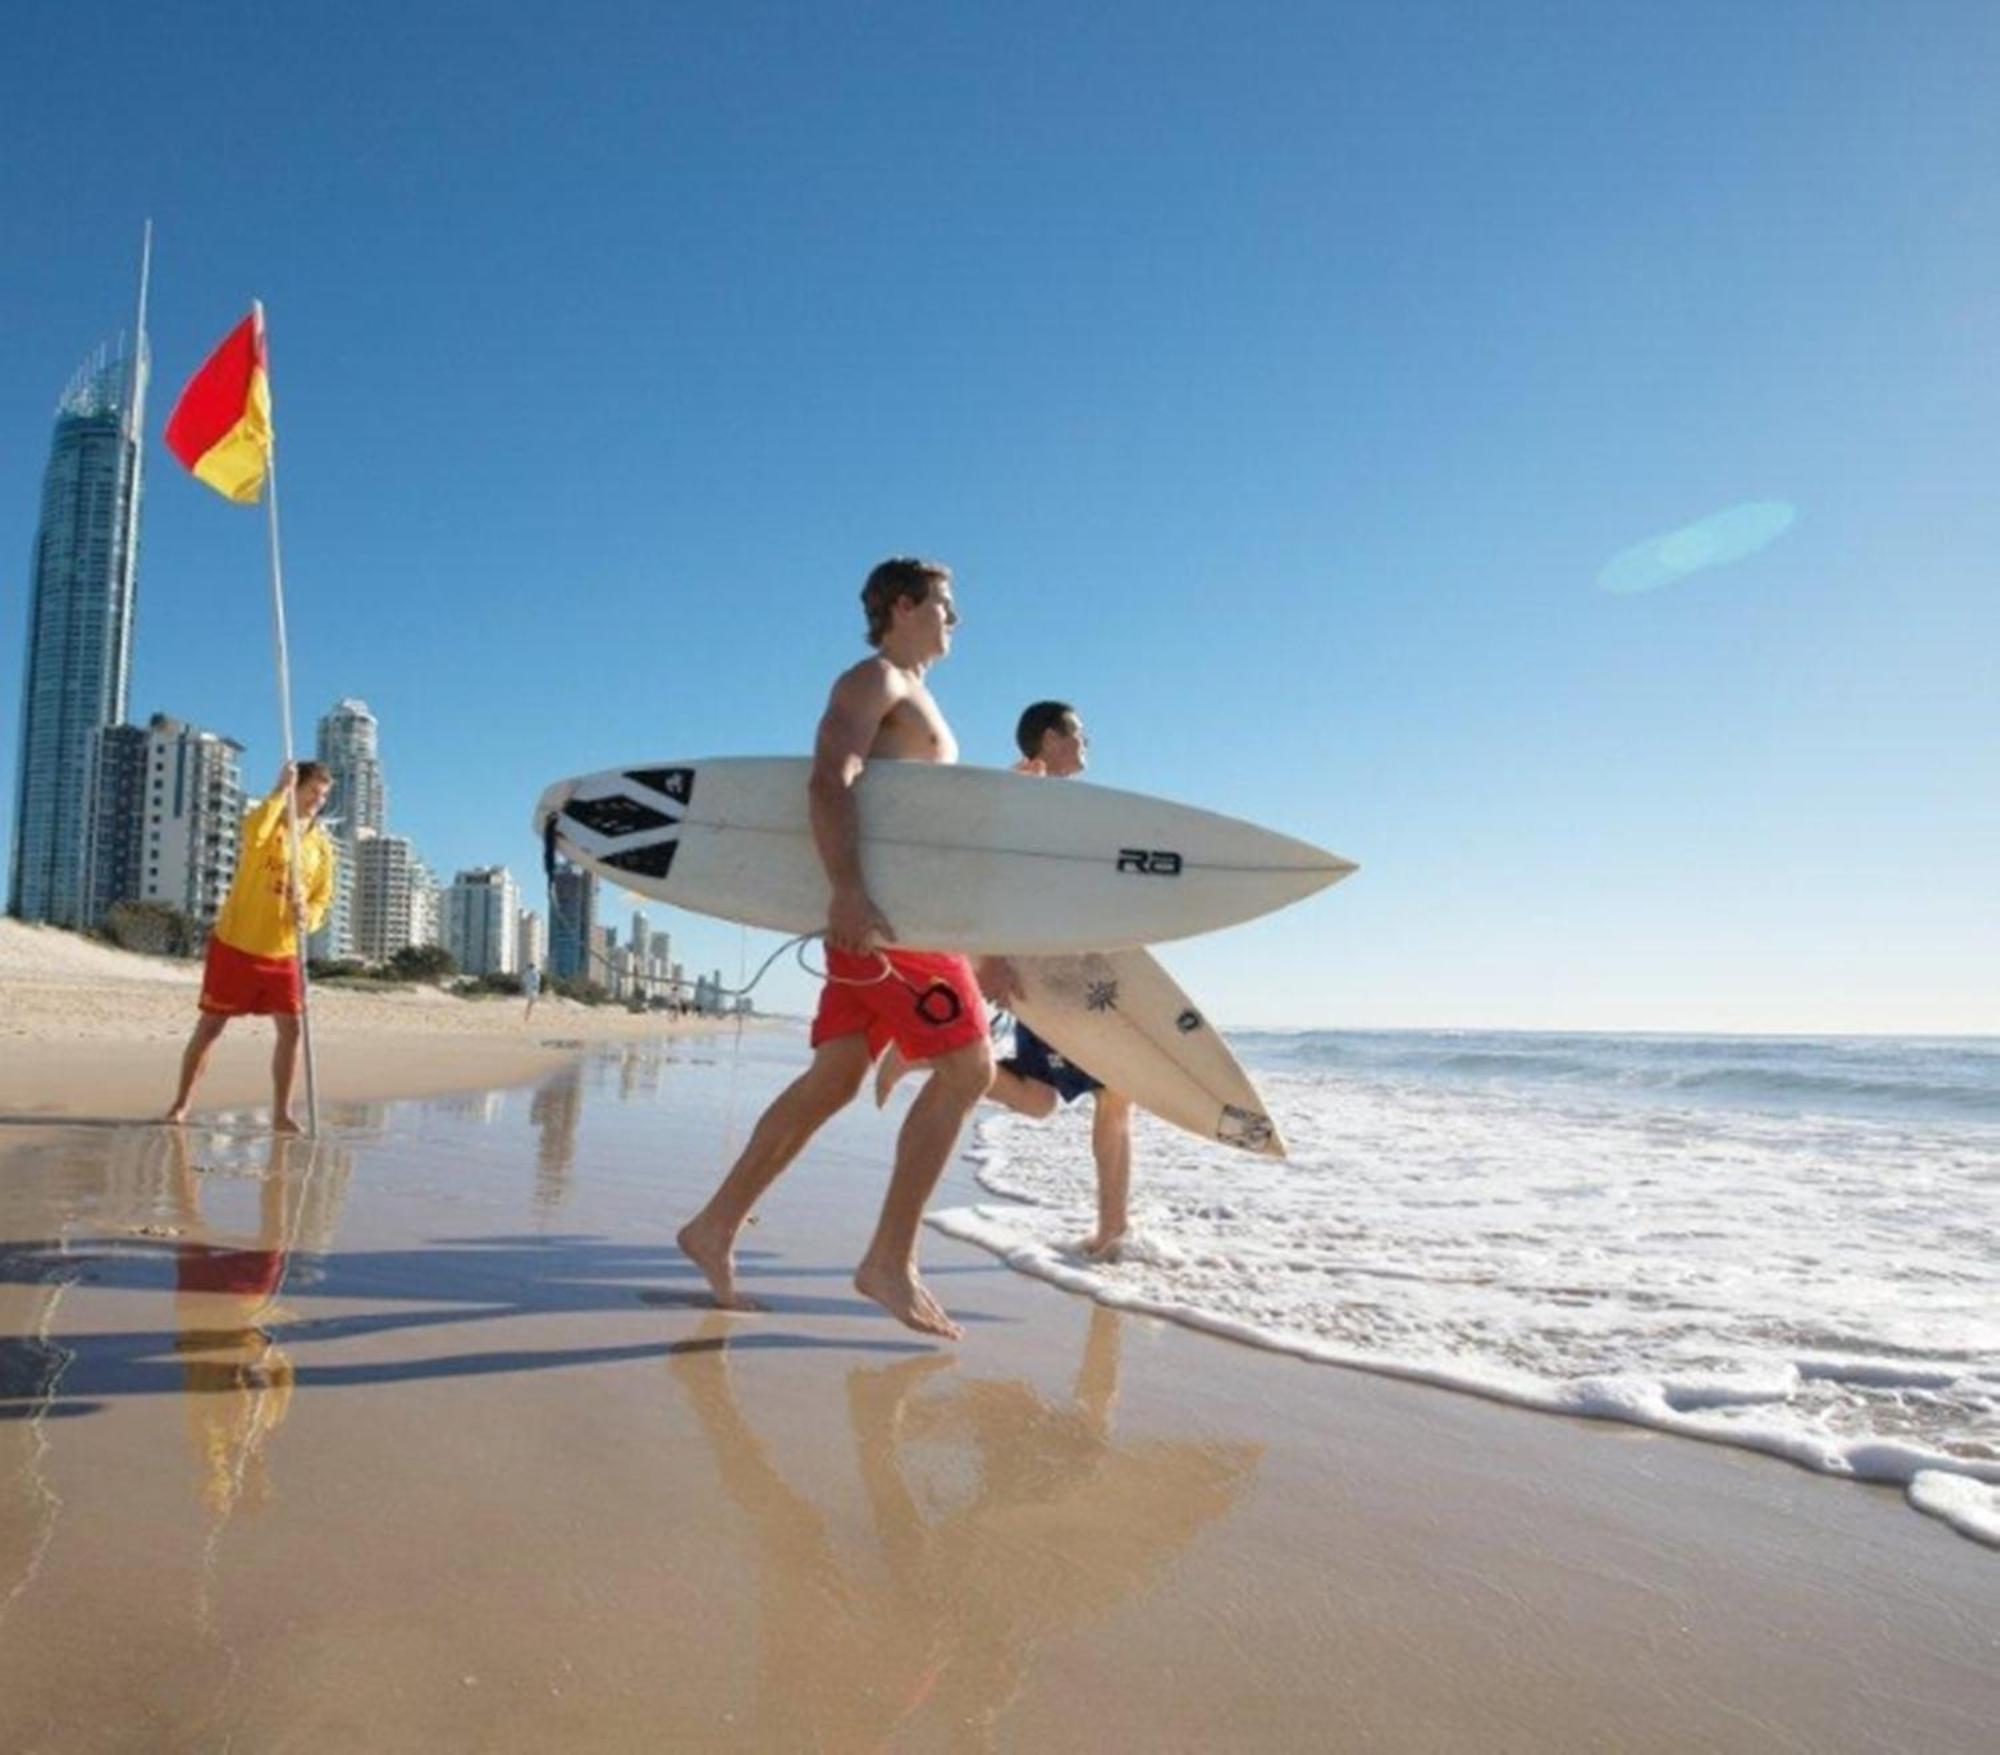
[929,1030,2000,1548]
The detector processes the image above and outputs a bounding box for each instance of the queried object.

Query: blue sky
[4,1,1995,1031]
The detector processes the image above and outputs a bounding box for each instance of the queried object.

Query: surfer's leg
[855,1035,994,1340]
[678,1035,873,1308]
[165,1013,230,1123]
[1082,1091,1133,1259]
[987,1067,1058,1120]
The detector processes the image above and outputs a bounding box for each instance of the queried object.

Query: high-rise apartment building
[83,714,244,928]
[314,698,385,838]
[547,860,596,981]
[411,856,441,949]
[443,866,519,977]
[352,830,428,961]
[9,238,152,924]
[309,850,357,961]
[517,907,545,975]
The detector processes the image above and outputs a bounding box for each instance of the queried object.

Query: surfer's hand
[828,886,890,955]
[976,957,1021,1007]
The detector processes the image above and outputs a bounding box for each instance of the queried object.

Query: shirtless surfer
[676,558,996,1339]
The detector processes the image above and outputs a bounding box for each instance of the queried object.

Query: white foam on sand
[1908,1472,2000,1548]
[930,1052,2000,1544]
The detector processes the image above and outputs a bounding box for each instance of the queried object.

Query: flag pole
[255,300,320,1139]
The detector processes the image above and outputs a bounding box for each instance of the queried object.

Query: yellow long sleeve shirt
[211,791,335,960]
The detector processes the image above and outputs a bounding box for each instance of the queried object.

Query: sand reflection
[670,1305,1260,1749]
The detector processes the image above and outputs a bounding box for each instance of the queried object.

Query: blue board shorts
[1002,1020,1103,1105]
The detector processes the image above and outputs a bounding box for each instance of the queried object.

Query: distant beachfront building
[9,249,152,925]
[309,850,357,961]
[411,857,441,949]
[308,697,386,961]
[517,907,545,974]
[353,830,431,962]
[547,860,596,980]
[315,698,385,837]
[444,866,519,976]
[83,714,243,929]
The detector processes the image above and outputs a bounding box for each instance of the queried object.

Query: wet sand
[1,1030,1995,1752]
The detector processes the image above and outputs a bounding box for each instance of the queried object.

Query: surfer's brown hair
[295,761,332,787]
[861,557,951,647]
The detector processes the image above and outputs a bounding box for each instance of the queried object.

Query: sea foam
[930,1031,2000,1546]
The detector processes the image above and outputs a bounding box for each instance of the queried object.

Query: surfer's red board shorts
[811,947,987,1063]
[200,935,304,1017]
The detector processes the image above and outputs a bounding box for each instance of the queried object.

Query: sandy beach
[1,1001,1995,1753]
[0,918,745,1121]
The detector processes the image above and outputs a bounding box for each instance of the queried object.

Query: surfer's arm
[975,957,1021,1006]
[810,664,897,951]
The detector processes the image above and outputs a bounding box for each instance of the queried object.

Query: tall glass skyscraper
[8,234,151,926]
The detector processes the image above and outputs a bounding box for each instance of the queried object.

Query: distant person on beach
[522,960,543,1017]
[879,701,1137,1258]
[164,761,335,1133]
[676,558,996,1340]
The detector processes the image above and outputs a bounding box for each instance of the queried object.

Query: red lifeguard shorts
[810,947,987,1063]
[175,1244,286,1300]
[200,937,303,1017]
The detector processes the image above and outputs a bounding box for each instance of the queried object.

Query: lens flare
[1598,501,1797,595]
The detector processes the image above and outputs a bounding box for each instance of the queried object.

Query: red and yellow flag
[164,309,273,504]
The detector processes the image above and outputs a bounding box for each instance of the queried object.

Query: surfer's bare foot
[873,1045,911,1109]
[853,1256,962,1341]
[272,1115,305,1136]
[677,1218,765,1311]
[1081,1229,1126,1262]
[162,1105,189,1126]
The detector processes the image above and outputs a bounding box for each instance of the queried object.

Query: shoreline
[0,1028,1995,1750]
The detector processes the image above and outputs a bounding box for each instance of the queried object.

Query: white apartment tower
[315,697,385,837]
[352,830,428,961]
[444,866,519,976]
[84,714,244,929]
[517,907,546,975]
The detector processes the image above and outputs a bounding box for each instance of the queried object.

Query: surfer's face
[906,582,958,659]
[296,774,333,818]
[1042,714,1088,777]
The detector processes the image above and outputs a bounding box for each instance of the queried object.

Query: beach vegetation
[453,972,525,998]
[386,944,456,982]
[102,900,200,959]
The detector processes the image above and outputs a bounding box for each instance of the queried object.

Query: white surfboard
[533,758,1354,955]
[1008,948,1287,1158]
